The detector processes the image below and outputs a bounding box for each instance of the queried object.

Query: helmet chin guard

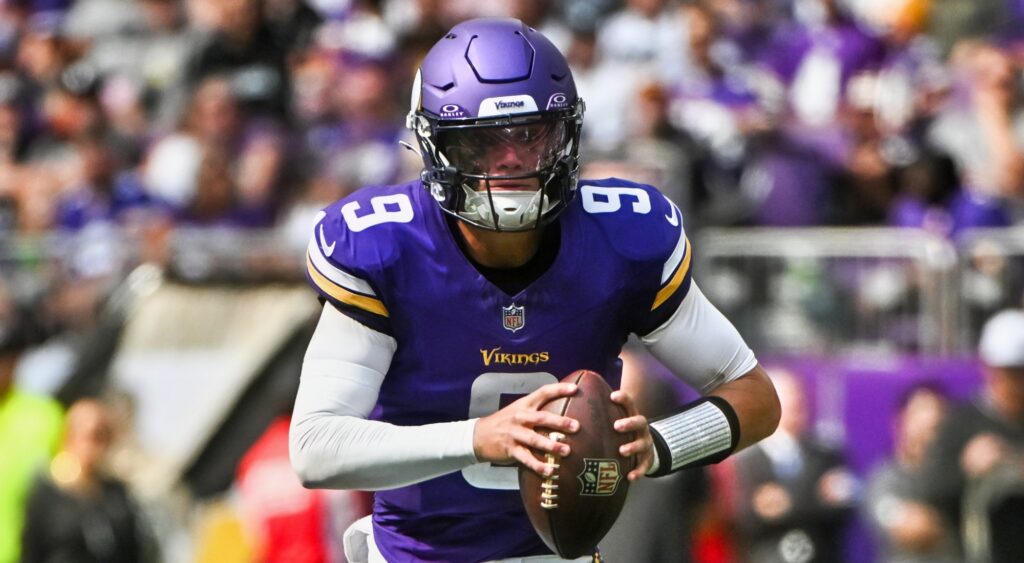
[461,183,551,231]
[407,18,585,232]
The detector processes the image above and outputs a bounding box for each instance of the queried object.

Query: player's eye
[444,143,486,171]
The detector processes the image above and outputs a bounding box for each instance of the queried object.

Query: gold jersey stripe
[651,238,691,311]
[306,255,389,317]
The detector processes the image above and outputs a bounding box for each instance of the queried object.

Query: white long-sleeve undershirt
[288,307,478,490]
[641,284,757,393]
[288,282,755,490]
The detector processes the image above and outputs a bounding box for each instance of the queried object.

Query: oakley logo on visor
[478,95,538,117]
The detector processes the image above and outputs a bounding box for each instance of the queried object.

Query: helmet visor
[437,120,568,178]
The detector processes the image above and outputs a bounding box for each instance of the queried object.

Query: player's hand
[610,389,654,481]
[473,382,580,477]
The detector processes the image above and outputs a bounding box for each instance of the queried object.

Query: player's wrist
[646,396,740,477]
[467,417,484,463]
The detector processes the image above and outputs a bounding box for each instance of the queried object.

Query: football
[518,370,636,558]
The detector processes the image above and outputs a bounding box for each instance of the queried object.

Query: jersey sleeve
[305,200,393,335]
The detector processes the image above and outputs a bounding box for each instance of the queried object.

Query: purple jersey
[304,178,692,562]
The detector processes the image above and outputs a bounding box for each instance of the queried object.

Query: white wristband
[647,397,739,476]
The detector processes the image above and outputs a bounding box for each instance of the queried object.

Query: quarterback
[290,18,781,563]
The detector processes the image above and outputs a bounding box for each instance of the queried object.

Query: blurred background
[1,0,1023,562]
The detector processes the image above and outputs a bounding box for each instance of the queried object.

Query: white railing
[956,227,1024,352]
[6,225,1024,356]
[695,228,961,355]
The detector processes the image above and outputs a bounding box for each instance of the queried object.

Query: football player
[290,18,781,563]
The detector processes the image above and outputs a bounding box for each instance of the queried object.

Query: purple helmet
[407,18,585,231]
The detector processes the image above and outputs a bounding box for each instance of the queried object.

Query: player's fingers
[523,382,578,408]
[627,461,651,482]
[609,389,639,416]
[625,440,654,481]
[513,446,557,477]
[515,410,579,434]
[619,436,652,458]
[513,427,570,457]
[613,414,648,434]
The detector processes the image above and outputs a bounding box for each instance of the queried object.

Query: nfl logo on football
[502,304,525,333]
[578,458,621,496]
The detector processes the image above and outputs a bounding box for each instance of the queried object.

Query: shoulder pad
[576,178,687,262]
[305,182,421,324]
[575,178,693,317]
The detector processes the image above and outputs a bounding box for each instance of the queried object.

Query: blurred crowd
[606,308,1024,563]
[0,0,1020,243]
[1,0,1024,562]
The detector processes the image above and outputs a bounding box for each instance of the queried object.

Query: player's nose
[490,143,527,174]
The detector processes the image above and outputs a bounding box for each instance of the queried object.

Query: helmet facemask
[410,101,584,232]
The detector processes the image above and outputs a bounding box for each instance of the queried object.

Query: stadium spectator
[704,0,791,67]
[262,0,323,57]
[733,368,857,563]
[738,0,889,228]
[20,397,148,563]
[67,0,198,133]
[54,128,163,231]
[927,40,1023,223]
[231,126,289,227]
[566,25,633,154]
[0,298,64,563]
[597,0,686,80]
[886,149,1000,239]
[0,73,30,231]
[859,0,947,140]
[666,3,770,227]
[928,0,1008,55]
[152,83,283,228]
[915,308,1024,561]
[769,0,885,129]
[180,0,291,121]
[302,57,405,198]
[506,0,572,53]
[863,384,958,563]
[0,73,33,164]
[178,143,236,226]
[620,81,694,217]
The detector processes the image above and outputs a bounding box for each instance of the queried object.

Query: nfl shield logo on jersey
[502,304,525,333]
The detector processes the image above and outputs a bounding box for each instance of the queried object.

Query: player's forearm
[289,306,478,490]
[640,283,779,474]
[709,364,780,452]
[289,412,478,490]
